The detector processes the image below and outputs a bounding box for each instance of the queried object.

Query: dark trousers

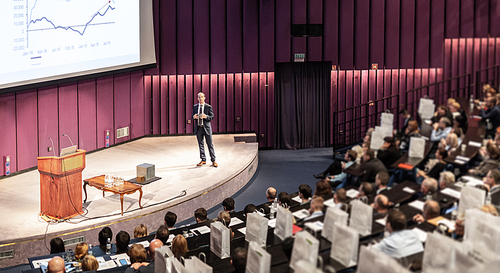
[196,126,216,162]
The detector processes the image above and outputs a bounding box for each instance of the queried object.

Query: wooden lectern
[38,150,86,220]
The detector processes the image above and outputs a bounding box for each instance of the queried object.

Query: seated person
[438,171,455,190]
[47,256,65,273]
[375,171,391,194]
[222,197,235,214]
[377,137,402,169]
[396,108,414,137]
[430,105,453,126]
[164,211,177,229]
[362,149,388,182]
[468,142,500,177]
[333,188,348,210]
[357,182,374,204]
[430,117,452,142]
[483,169,500,210]
[171,235,188,260]
[373,210,424,258]
[243,204,256,216]
[124,244,149,273]
[415,149,448,184]
[480,96,500,139]
[155,225,170,245]
[148,239,163,262]
[230,247,248,273]
[133,224,148,239]
[314,149,358,180]
[314,179,333,200]
[81,255,99,272]
[371,194,389,217]
[278,192,291,208]
[92,227,116,256]
[115,231,130,254]
[439,133,459,152]
[298,184,312,203]
[399,120,421,151]
[304,196,324,221]
[266,187,277,202]
[74,242,88,261]
[448,101,461,119]
[50,237,65,254]
[217,211,235,240]
[194,207,208,223]
[412,200,440,224]
[419,178,438,198]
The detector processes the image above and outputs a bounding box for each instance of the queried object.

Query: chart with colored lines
[0,0,140,86]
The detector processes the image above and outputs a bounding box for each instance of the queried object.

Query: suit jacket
[362,158,388,182]
[491,185,500,208]
[192,103,214,134]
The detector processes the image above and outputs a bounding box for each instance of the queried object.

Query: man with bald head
[412,200,440,224]
[372,194,389,217]
[420,178,438,195]
[148,239,163,261]
[47,256,65,273]
[266,187,276,202]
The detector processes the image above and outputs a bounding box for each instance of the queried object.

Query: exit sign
[294,53,305,62]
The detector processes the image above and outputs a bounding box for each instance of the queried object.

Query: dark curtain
[275,62,331,149]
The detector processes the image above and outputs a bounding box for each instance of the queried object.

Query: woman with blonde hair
[171,235,188,260]
[133,224,148,239]
[74,242,89,261]
[81,255,99,271]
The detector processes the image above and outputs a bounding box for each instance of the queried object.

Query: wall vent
[117,126,129,139]
[63,236,85,246]
[0,250,14,259]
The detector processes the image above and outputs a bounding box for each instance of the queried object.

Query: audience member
[47,256,65,273]
[326,150,358,186]
[397,108,414,136]
[314,179,333,200]
[148,239,163,261]
[357,182,373,204]
[266,187,277,202]
[155,225,170,245]
[92,227,115,256]
[430,117,452,142]
[125,244,149,273]
[372,194,389,217]
[373,210,424,258]
[362,149,388,182]
[171,235,188,260]
[412,200,440,224]
[217,211,234,240]
[133,224,148,239]
[483,169,500,209]
[277,192,291,208]
[416,149,448,184]
[164,211,177,229]
[438,171,455,190]
[431,105,453,126]
[74,242,88,261]
[420,178,438,196]
[230,247,247,273]
[439,132,459,152]
[333,188,347,210]
[115,230,130,254]
[49,237,65,254]
[194,208,208,223]
[468,142,500,177]
[81,255,99,272]
[127,239,163,272]
[377,137,402,169]
[314,149,357,180]
[399,120,420,151]
[304,196,324,221]
[243,204,256,216]
[375,171,390,194]
[223,197,235,213]
[480,96,500,139]
[298,184,312,203]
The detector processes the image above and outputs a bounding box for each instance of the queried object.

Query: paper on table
[304,221,324,232]
[96,257,116,271]
[238,227,246,235]
[375,218,386,226]
[191,225,211,235]
[256,211,266,217]
[324,198,336,207]
[468,141,482,147]
[454,159,467,165]
[268,218,277,228]
[402,187,416,194]
[409,200,425,211]
[437,219,456,232]
[229,217,244,227]
[412,228,428,243]
[292,209,310,220]
[441,188,461,199]
[461,176,484,186]
[456,155,470,162]
[129,240,149,248]
[167,234,175,243]
[110,253,130,266]
[292,195,303,203]
[346,188,359,199]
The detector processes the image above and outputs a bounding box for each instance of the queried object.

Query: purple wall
[1,0,500,175]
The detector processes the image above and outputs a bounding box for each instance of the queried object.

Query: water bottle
[106,238,111,254]
[88,244,93,256]
[451,202,458,222]
[270,198,278,219]
[486,192,492,205]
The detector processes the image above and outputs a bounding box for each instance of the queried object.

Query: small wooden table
[83,175,143,215]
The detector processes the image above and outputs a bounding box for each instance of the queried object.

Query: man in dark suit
[484,169,500,210]
[192,92,217,167]
[362,149,388,182]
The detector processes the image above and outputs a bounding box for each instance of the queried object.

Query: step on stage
[0,134,258,267]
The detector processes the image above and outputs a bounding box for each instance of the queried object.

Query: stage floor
[0,134,258,267]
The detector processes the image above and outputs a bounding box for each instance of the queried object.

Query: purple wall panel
[451,40,459,91]
[113,74,131,143]
[160,0,177,75]
[307,37,323,61]
[227,1,243,72]
[345,71,353,109]
[145,0,160,75]
[413,69,422,99]
[276,0,291,62]
[211,0,226,74]
[368,70,376,102]
[37,87,59,157]
[185,75,194,134]
[194,75,202,95]
[385,0,400,68]
[444,40,452,80]
[226,74,235,132]
[243,0,259,72]
[169,76,177,134]
[242,73,251,131]
[330,71,337,144]
[376,70,384,112]
[193,0,210,74]
[383,71,391,110]
[428,69,437,98]
[458,39,466,89]
[267,73,275,146]
[177,0,193,75]
[210,74,219,132]
[130,72,145,139]
[339,0,354,69]
[400,0,415,69]
[259,73,267,147]
[16,90,38,170]
[202,74,210,99]
[144,76,152,135]
[406,70,414,114]
[488,39,496,80]
[415,0,430,68]
[218,74,226,132]
[480,38,488,83]
[361,70,369,129]
[177,75,186,134]
[77,80,97,151]
[353,70,361,107]
[355,1,369,69]
[399,70,407,113]
[251,73,259,132]
[323,0,338,63]
[234,73,243,131]
[473,39,481,73]
[391,70,399,113]
[308,0,323,24]
[153,76,161,135]
[369,0,384,68]
[0,93,16,174]
[445,0,460,38]
[58,84,78,151]
[259,0,275,71]
[430,0,445,68]
[292,0,307,24]
[491,1,500,37]
[291,37,307,58]
[474,0,489,37]
[96,77,114,148]
[460,0,474,38]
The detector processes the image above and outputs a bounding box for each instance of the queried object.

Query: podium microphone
[48,137,56,157]
[62,134,75,147]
